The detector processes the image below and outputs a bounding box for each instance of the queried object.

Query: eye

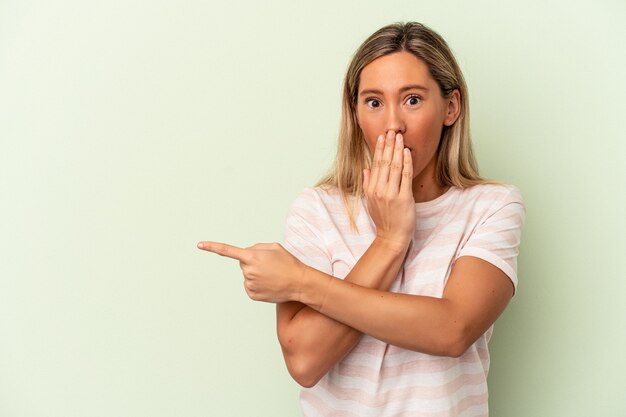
[365,98,382,109]
[405,95,422,106]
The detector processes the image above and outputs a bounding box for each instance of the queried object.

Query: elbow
[278,333,324,388]
[444,339,472,358]
[287,357,323,388]
[434,324,475,358]
[282,350,324,388]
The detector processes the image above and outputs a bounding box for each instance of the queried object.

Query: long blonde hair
[317,22,488,228]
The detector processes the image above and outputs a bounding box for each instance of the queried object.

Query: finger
[368,134,384,193]
[197,241,249,261]
[363,168,370,191]
[400,147,414,195]
[387,133,405,192]
[250,242,279,250]
[375,130,396,189]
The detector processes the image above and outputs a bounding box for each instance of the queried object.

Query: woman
[199,22,524,417]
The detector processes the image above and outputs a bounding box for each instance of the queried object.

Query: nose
[385,105,406,135]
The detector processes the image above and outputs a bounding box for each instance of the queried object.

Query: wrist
[296,265,332,309]
[372,235,411,255]
[293,264,309,303]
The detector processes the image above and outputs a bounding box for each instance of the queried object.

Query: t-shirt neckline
[414,186,457,211]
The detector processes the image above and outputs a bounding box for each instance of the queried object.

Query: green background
[1,1,624,416]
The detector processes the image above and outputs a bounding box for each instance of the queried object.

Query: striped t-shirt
[282,183,525,417]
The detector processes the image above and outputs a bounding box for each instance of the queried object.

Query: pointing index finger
[197,241,249,261]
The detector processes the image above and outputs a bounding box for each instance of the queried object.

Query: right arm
[277,131,414,387]
[276,238,408,387]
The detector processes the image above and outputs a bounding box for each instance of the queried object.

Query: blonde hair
[317,22,489,228]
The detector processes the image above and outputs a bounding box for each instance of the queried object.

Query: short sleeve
[283,188,333,276]
[457,186,526,290]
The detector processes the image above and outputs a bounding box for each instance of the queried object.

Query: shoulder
[288,186,344,213]
[458,183,526,230]
[286,186,345,223]
[444,183,525,226]
[458,182,524,208]
[286,185,366,235]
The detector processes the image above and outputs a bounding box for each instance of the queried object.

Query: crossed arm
[199,240,512,387]
[198,132,514,387]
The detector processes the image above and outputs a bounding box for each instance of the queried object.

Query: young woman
[199,22,524,417]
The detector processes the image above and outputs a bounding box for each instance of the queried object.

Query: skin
[357,51,460,204]
[197,52,514,388]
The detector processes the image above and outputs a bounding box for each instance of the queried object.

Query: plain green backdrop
[1,0,624,416]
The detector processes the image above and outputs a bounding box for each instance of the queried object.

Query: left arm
[296,255,513,357]
[199,240,513,357]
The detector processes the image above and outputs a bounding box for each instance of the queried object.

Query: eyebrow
[359,84,429,96]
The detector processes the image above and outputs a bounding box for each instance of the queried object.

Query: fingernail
[197,242,204,249]
[377,135,383,143]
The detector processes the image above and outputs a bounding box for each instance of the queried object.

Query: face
[356,51,460,189]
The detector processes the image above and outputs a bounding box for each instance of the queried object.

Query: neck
[412,179,448,203]
[411,158,448,203]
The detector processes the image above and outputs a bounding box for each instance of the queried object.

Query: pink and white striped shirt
[283,183,525,417]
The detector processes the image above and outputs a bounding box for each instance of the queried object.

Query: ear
[443,89,461,126]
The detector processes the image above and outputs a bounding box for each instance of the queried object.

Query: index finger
[197,241,249,261]
[400,148,413,195]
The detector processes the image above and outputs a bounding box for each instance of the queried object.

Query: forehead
[359,51,436,91]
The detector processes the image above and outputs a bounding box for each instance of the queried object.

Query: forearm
[298,256,514,358]
[300,276,460,356]
[276,238,409,386]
